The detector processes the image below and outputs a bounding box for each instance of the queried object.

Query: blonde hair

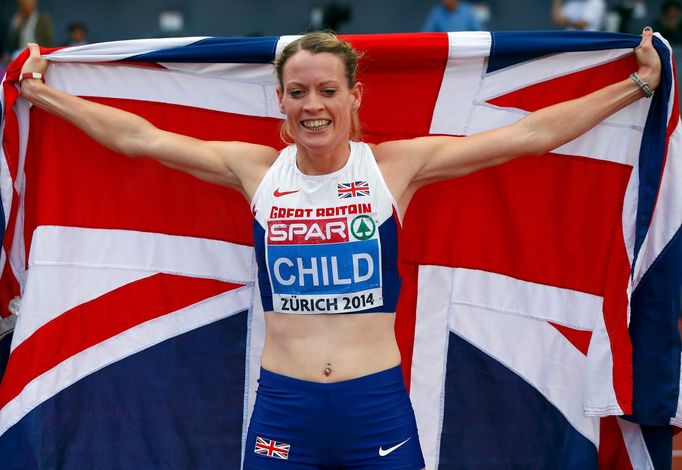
[274,31,362,143]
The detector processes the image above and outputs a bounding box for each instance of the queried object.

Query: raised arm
[18,43,277,199]
[377,28,662,214]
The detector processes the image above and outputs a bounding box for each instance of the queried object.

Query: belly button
[323,363,332,377]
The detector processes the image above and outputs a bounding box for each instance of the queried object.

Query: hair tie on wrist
[19,72,45,84]
[629,72,653,98]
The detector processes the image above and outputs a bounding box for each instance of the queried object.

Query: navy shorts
[244,366,425,469]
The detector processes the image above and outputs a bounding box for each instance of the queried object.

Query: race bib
[265,212,383,313]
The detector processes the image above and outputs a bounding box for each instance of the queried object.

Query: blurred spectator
[654,1,682,44]
[421,0,482,32]
[612,1,648,34]
[8,0,54,58]
[552,0,606,31]
[309,3,352,33]
[323,3,352,32]
[66,22,88,47]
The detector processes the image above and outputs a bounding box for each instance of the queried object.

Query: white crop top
[251,141,402,314]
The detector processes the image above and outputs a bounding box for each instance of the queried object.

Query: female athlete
[18,28,661,469]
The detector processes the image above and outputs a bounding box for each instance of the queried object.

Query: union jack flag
[0,31,680,469]
[254,436,290,460]
[337,180,370,198]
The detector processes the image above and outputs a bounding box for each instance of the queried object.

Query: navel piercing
[323,362,332,376]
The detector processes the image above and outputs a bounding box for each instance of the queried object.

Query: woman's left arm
[377,28,661,211]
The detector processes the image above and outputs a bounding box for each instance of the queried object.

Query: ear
[276,86,283,104]
[351,81,363,110]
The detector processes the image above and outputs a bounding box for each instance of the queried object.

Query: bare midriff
[260,311,401,382]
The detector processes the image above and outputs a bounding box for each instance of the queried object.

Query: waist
[261,311,401,382]
[258,365,405,392]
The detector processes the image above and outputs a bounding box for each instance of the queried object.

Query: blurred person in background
[613,0,648,34]
[8,0,53,58]
[553,0,606,31]
[309,2,353,33]
[654,1,682,44]
[66,22,88,47]
[421,0,482,32]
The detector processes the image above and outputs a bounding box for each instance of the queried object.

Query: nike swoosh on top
[378,437,411,457]
[273,188,300,197]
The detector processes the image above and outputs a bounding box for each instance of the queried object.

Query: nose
[302,94,323,113]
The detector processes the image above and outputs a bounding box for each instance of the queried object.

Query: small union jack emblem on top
[254,436,290,460]
[338,181,370,198]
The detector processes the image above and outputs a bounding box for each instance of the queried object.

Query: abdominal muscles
[260,311,401,382]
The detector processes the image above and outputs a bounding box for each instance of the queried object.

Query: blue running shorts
[244,366,425,469]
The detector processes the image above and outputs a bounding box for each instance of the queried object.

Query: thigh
[243,374,328,469]
[331,368,426,469]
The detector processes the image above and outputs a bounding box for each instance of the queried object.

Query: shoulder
[216,141,280,198]
[371,138,430,184]
[212,140,279,165]
[372,136,450,164]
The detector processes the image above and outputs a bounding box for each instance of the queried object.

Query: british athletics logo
[338,181,370,198]
[254,436,290,460]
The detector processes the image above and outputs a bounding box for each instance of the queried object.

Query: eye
[321,88,337,96]
[288,89,305,98]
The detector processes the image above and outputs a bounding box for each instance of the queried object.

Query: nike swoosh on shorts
[378,437,411,457]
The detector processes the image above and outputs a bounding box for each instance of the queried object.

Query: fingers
[639,26,654,48]
[27,42,41,58]
[634,27,662,91]
[21,43,49,79]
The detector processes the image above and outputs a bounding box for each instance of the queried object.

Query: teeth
[302,120,331,131]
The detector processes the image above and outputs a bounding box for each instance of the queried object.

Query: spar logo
[350,215,375,241]
[267,218,348,245]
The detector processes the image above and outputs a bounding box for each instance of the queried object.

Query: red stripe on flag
[403,154,632,295]
[1,51,26,318]
[23,103,282,249]
[343,33,449,139]
[0,273,242,410]
[487,54,637,111]
[598,417,635,470]
[0,262,20,320]
[396,262,418,390]
[601,218,634,413]
[549,322,592,356]
[0,188,21,317]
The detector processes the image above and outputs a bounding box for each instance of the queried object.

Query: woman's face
[277,50,362,161]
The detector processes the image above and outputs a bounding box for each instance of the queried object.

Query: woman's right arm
[19,43,277,198]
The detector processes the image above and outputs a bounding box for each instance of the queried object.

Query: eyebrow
[285,79,341,88]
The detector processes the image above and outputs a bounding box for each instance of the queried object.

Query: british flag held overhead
[254,436,291,460]
[0,31,680,469]
[337,180,370,198]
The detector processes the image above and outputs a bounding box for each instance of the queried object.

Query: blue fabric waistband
[258,365,404,393]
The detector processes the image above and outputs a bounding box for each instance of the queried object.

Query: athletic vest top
[251,141,401,314]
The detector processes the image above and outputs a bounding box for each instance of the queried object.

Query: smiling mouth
[302,120,331,131]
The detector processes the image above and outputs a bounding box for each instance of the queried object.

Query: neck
[295,141,351,176]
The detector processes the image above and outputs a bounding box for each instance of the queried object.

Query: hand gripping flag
[0,31,680,469]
